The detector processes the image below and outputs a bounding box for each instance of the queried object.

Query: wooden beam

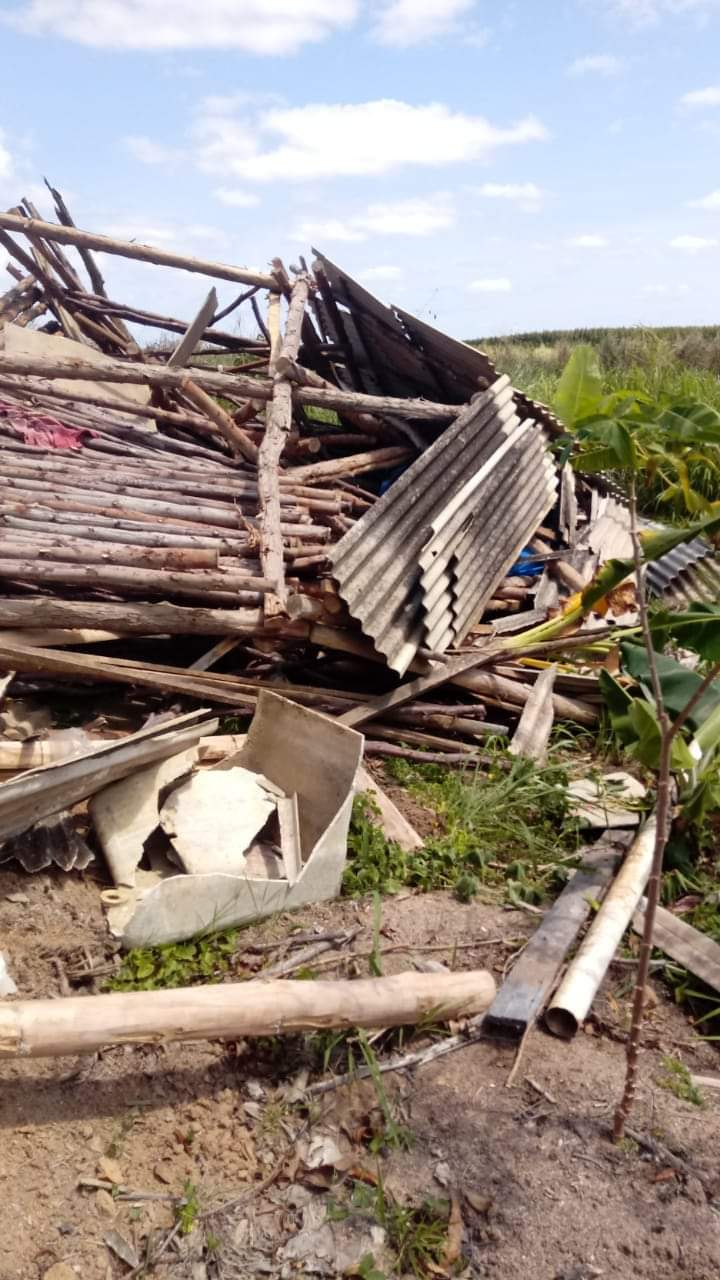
[0,211,279,291]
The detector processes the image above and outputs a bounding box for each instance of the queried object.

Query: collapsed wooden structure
[0,185,604,743]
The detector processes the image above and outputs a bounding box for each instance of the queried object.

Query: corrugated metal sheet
[330,377,558,674]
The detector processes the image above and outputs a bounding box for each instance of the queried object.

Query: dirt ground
[2,838,720,1278]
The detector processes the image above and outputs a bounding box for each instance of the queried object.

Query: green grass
[475,328,720,419]
[657,1055,705,1106]
[344,744,583,905]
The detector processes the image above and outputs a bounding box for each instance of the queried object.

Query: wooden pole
[259,275,311,615]
[0,970,495,1057]
[0,539,218,572]
[0,598,265,636]
[179,376,259,464]
[0,557,274,601]
[0,211,279,291]
[0,353,460,422]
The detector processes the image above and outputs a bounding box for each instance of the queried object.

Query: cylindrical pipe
[0,970,495,1058]
[544,814,657,1039]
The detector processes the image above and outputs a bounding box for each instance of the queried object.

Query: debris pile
[1,187,719,1052]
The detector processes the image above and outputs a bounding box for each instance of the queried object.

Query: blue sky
[1,0,720,338]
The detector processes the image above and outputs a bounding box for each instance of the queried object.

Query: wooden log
[179,376,259,464]
[0,372,231,436]
[0,641,261,710]
[259,275,310,615]
[65,290,264,350]
[0,969,495,1058]
[0,211,279,290]
[0,598,264,636]
[0,353,460,421]
[0,539,219,572]
[289,445,413,482]
[0,558,273,603]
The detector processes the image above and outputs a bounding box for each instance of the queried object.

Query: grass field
[473,325,720,415]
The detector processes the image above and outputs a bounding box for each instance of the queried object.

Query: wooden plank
[483,839,625,1040]
[167,288,218,368]
[633,900,720,994]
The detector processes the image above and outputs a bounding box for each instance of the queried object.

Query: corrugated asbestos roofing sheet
[646,538,720,605]
[309,252,562,436]
[330,376,558,674]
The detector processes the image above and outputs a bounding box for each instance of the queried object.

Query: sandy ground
[1,864,719,1280]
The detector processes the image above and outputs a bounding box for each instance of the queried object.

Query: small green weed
[176,1179,201,1235]
[657,1055,705,1106]
[345,747,582,906]
[357,1030,413,1153]
[332,1175,452,1278]
[107,929,239,992]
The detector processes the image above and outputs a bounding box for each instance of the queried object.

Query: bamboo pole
[545,816,657,1039]
[0,970,495,1057]
[259,275,311,615]
[0,211,279,291]
[0,353,460,421]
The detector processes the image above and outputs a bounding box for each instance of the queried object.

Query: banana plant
[552,344,720,514]
[550,344,720,1140]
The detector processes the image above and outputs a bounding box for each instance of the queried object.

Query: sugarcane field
[2,5,720,1279]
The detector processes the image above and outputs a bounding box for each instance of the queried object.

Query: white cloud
[294,194,456,242]
[681,85,720,108]
[670,234,718,250]
[123,135,183,166]
[193,98,548,183]
[468,277,512,293]
[569,234,609,248]
[3,1,358,54]
[213,188,261,208]
[0,129,13,182]
[475,181,544,210]
[688,189,720,209]
[569,54,626,76]
[372,0,475,46]
[643,283,691,293]
[358,265,403,281]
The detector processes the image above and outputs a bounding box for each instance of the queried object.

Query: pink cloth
[0,399,97,450]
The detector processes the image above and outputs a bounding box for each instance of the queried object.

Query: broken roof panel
[330,376,558,674]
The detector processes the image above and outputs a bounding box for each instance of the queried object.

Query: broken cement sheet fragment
[567,771,646,828]
[117,691,363,949]
[277,792,302,884]
[278,1198,388,1275]
[0,952,17,997]
[159,767,278,875]
[0,728,95,771]
[0,811,94,872]
[0,699,53,742]
[90,748,197,888]
[0,708,216,845]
